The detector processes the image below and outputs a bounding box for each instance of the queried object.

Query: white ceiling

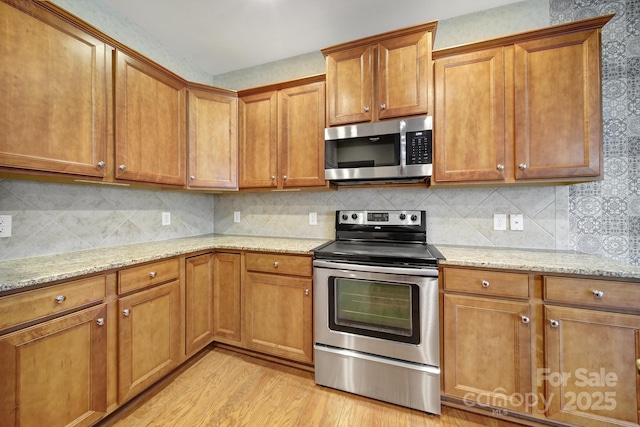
[101,0,523,76]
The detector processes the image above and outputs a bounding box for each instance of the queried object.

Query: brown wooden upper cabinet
[114,50,187,187]
[187,86,238,190]
[0,0,109,178]
[322,22,437,126]
[433,15,612,185]
[238,76,326,190]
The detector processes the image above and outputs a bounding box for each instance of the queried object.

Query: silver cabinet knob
[481,280,490,288]
[96,317,105,326]
[282,175,287,180]
[592,289,604,298]
[97,161,105,168]
[363,106,370,112]
[149,271,157,278]
[549,319,559,328]
[519,163,528,170]
[270,175,276,181]
[190,175,195,181]
[304,289,310,296]
[380,103,386,110]
[273,261,279,268]
[55,295,66,304]
[119,164,126,171]
[122,308,131,317]
[497,164,505,171]
[520,315,530,324]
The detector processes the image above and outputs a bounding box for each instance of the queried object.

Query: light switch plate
[510,214,524,231]
[0,215,12,237]
[309,212,317,225]
[162,212,171,226]
[493,214,507,231]
[233,211,241,223]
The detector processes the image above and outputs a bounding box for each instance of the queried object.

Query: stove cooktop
[313,240,444,268]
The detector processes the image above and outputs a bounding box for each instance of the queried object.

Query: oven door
[313,259,439,367]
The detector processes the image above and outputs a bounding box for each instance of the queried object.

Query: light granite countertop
[437,245,640,280]
[2,236,640,295]
[0,234,329,294]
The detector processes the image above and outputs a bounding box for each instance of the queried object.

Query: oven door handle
[312,259,438,277]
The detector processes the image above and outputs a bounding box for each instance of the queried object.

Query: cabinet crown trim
[432,13,612,59]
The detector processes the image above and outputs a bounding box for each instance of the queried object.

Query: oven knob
[399,213,406,220]
[351,213,358,220]
[411,214,418,221]
[342,214,348,221]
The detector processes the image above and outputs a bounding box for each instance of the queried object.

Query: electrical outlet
[510,214,524,231]
[309,212,317,226]
[0,215,12,237]
[493,213,507,231]
[162,212,171,226]
[233,211,241,223]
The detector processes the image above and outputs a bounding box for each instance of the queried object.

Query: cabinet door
[434,48,507,183]
[325,45,373,126]
[115,51,187,186]
[213,252,242,342]
[244,272,313,363]
[378,30,431,120]
[238,91,278,188]
[0,1,108,177]
[443,294,532,413]
[514,29,601,179]
[185,253,215,356]
[118,280,181,403]
[0,304,107,427]
[187,89,238,189]
[545,306,640,426]
[278,81,326,188]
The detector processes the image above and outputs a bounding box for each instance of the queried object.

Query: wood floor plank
[104,347,526,427]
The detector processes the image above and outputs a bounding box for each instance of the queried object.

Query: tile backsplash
[214,186,569,250]
[0,180,214,260]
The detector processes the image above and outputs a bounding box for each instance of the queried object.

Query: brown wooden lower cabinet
[544,305,640,427]
[185,253,215,356]
[0,304,108,427]
[442,266,640,427]
[212,252,242,343]
[117,280,181,404]
[243,269,313,364]
[443,294,532,413]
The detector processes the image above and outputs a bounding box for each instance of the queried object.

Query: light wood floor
[101,346,525,427]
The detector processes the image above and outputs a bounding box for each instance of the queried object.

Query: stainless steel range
[312,210,443,414]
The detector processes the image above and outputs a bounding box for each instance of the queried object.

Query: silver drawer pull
[520,315,530,324]
[96,317,105,326]
[549,319,559,328]
[123,308,131,317]
[305,289,310,296]
[55,295,66,304]
[149,271,157,278]
[481,280,490,288]
[592,289,604,298]
[273,261,279,268]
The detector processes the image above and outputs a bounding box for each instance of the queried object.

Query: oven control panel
[337,210,422,226]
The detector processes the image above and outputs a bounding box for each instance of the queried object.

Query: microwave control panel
[406,130,432,165]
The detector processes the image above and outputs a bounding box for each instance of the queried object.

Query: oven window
[328,277,420,344]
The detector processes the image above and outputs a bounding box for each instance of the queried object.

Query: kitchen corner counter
[437,245,640,280]
[0,234,330,294]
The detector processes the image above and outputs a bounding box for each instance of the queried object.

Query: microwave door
[325,132,401,181]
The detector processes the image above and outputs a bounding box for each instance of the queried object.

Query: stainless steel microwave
[324,117,432,183]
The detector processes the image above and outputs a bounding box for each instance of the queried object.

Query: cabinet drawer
[118,258,180,294]
[443,267,529,299]
[0,275,106,332]
[544,276,640,311]
[245,252,312,277]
